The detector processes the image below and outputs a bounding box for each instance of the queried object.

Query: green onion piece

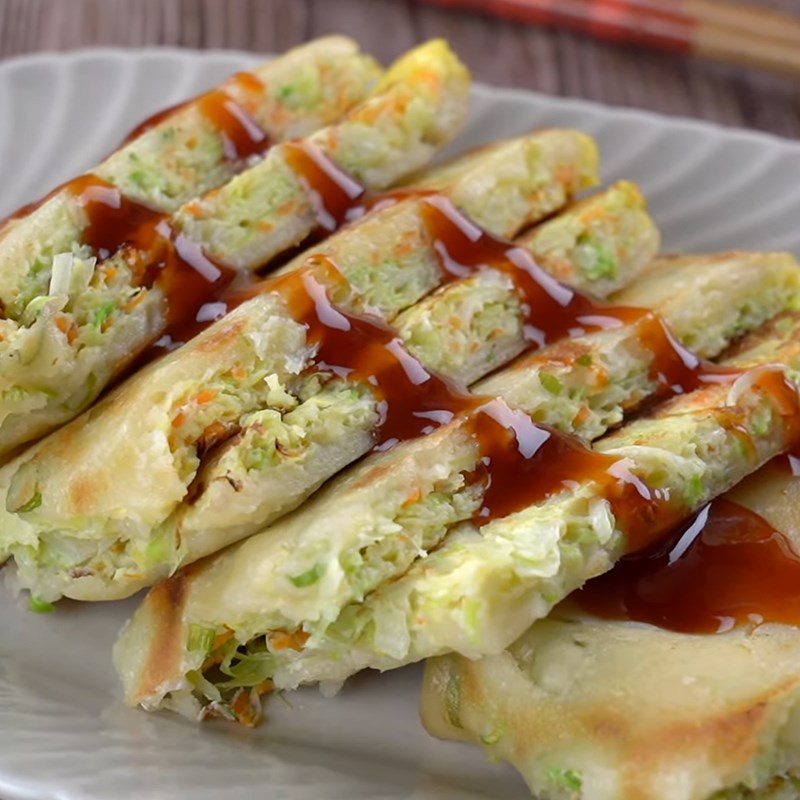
[28,595,55,613]
[93,302,117,329]
[17,491,42,513]
[290,563,325,588]
[548,767,583,792]
[539,372,563,395]
[444,672,462,729]
[187,624,216,654]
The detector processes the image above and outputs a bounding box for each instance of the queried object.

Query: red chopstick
[413,0,800,76]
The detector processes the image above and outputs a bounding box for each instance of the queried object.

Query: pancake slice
[421,451,800,800]
[112,260,800,722]
[0,130,605,603]
[0,39,465,456]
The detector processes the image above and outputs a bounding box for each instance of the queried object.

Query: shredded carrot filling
[416,69,442,90]
[172,411,187,429]
[123,291,147,312]
[231,689,259,727]
[53,315,79,343]
[276,197,299,216]
[579,206,606,225]
[183,200,205,218]
[556,165,577,186]
[213,629,234,650]
[194,389,218,404]
[403,488,422,508]
[201,630,236,671]
[269,629,310,651]
[394,231,416,257]
[573,405,592,426]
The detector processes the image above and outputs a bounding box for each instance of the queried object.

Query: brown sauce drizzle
[421,195,632,345]
[251,257,682,523]
[60,175,237,344]
[8,108,800,608]
[2,73,270,229]
[197,187,800,554]
[775,451,800,476]
[196,79,270,162]
[66,174,166,259]
[466,398,681,535]
[575,496,800,633]
[255,251,800,563]
[282,141,366,233]
[423,196,741,394]
[270,256,482,448]
[634,312,742,394]
[467,367,800,553]
[420,195,742,397]
[121,72,270,160]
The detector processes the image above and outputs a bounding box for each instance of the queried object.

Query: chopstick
[413,0,800,76]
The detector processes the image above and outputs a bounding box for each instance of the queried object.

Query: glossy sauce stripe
[49,175,238,336]
[272,256,483,448]
[1,71,272,228]
[463,370,800,546]
[576,487,800,633]
[14,138,795,557]
[0,74,272,340]
[12,101,800,633]
[419,193,741,393]
[8,55,790,644]
[122,72,271,158]
[255,253,800,567]
[224,148,800,556]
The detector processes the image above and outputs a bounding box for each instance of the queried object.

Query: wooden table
[1,0,799,138]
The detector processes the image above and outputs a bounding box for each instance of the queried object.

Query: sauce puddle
[576,492,800,632]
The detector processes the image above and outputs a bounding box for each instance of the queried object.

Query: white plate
[2,48,800,800]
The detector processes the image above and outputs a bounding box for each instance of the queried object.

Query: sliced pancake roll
[269,314,800,688]
[1,37,380,222]
[395,181,659,384]
[96,37,383,209]
[112,259,800,722]
[0,36,380,306]
[0,130,605,604]
[401,128,600,240]
[476,251,800,440]
[269,128,600,319]
[421,453,800,800]
[173,39,472,269]
[179,177,641,556]
[0,39,467,456]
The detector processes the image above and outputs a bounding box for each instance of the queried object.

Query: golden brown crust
[130,566,195,704]
[425,620,800,800]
